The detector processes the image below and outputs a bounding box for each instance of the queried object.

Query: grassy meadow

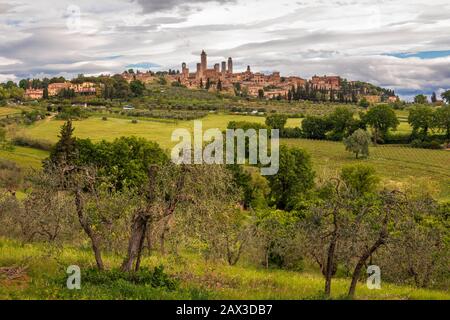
[0,107,21,117]
[14,114,301,149]
[1,238,449,300]
[282,139,450,201]
[7,113,449,200]
[0,105,33,118]
[0,146,48,168]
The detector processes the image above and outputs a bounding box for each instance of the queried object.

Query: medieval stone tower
[227,57,233,74]
[201,50,207,73]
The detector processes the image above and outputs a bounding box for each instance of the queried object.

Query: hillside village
[23,50,398,104]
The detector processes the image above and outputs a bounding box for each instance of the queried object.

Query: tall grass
[0,238,448,300]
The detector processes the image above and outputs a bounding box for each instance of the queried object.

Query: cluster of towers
[176,50,306,98]
[181,50,233,82]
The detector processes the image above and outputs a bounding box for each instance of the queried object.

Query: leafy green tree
[408,105,434,138]
[433,105,450,141]
[340,164,380,195]
[343,129,371,159]
[359,97,369,108]
[441,90,450,104]
[0,86,10,102]
[254,209,298,268]
[414,94,428,104]
[227,165,269,209]
[112,75,131,98]
[76,136,168,190]
[130,80,145,96]
[267,145,315,210]
[18,79,28,89]
[265,114,288,130]
[362,104,399,143]
[301,116,331,140]
[327,107,357,140]
[46,120,77,167]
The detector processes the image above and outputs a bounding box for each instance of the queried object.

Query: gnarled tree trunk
[75,189,104,270]
[121,212,150,272]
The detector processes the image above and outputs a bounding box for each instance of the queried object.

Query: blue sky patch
[125,62,161,69]
[386,50,450,59]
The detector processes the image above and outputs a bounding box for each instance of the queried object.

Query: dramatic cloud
[135,0,235,13]
[0,0,449,99]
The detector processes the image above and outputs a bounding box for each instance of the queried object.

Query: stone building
[71,82,97,94]
[121,71,155,84]
[24,88,44,100]
[48,82,72,96]
[311,75,341,90]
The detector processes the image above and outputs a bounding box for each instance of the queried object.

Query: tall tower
[196,63,201,79]
[227,57,233,74]
[221,61,226,74]
[201,50,207,73]
[181,62,188,78]
[214,63,220,73]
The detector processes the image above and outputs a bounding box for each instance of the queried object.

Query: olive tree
[343,129,371,159]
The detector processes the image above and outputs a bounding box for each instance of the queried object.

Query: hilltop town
[123,50,398,103]
[23,50,398,104]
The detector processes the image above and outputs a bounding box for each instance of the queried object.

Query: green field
[282,139,450,201]
[1,238,448,300]
[4,114,449,200]
[0,146,48,168]
[0,107,22,118]
[15,114,301,149]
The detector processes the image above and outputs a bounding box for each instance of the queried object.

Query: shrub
[359,97,370,108]
[281,127,303,138]
[81,265,178,290]
[102,116,108,121]
[301,116,331,140]
[12,136,53,151]
[131,119,138,124]
[410,139,442,149]
[22,110,46,124]
[56,106,88,120]
[384,132,411,144]
[0,159,23,190]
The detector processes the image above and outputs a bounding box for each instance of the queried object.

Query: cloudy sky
[0,0,449,100]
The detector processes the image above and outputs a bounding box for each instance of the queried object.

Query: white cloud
[0,0,449,99]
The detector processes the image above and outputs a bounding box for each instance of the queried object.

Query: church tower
[201,50,207,73]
